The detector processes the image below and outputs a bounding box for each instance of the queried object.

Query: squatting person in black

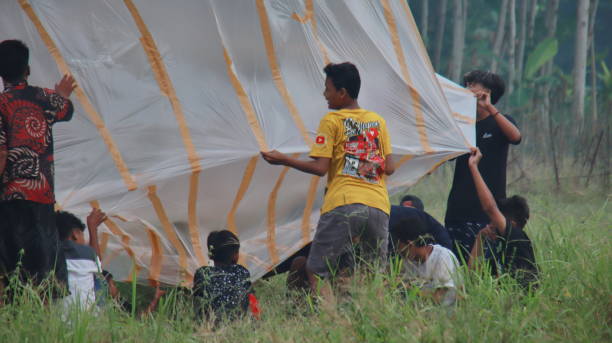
[467,148,538,289]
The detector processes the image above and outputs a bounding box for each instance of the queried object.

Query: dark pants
[447,221,488,263]
[307,204,389,278]
[447,220,500,269]
[0,200,67,291]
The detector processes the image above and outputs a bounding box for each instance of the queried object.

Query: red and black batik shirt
[0,81,73,204]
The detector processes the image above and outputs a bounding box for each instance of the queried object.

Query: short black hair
[498,195,529,229]
[392,217,434,247]
[400,194,424,211]
[462,70,505,104]
[323,62,361,99]
[207,230,240,265]
[56,211,86,241]
[0,40,29,82]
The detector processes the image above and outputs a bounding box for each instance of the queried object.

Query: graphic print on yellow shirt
[342,117,385,183]
[310,109,392,215]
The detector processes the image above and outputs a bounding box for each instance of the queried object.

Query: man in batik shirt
[0,40,76,296]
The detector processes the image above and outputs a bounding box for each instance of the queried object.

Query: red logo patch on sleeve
[316,135,326,145]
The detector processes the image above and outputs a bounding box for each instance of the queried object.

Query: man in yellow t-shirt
[262,62,394,292]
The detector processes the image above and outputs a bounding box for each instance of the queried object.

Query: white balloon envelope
[0,0,475,285]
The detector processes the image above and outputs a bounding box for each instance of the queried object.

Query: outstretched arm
[261,151,330,177]
[86,208,107,259]
[141,286,165,316]
[468,148,507,234]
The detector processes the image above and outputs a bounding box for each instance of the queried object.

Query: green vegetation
[1,168,609,342]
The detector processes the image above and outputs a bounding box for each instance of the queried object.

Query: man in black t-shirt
[445,71,522,261]
[467,148,538,289]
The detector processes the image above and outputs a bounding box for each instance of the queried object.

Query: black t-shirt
[389,205,452,250]
[445,114,520,224]
[193,264,252,320]
[498,220,538,288]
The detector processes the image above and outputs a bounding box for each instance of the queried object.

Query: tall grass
[1,169,610,342]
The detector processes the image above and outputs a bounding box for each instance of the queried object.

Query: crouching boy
[394,217,461,305]
[467,148,539,289]
[193,230,259,322]
[56,209,105,310]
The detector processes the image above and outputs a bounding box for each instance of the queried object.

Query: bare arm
[385,154,395,176]
[261,151,330,177]
[86,208,107,259]
[141,286,165,316]
[468,228,496,269]
[468,232,484,269]
[490,107,521,143]
[468,148,507,234]
[475,89,521,143]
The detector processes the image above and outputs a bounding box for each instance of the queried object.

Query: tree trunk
[508,0,517,94]
[571,0,590,135]
[541,0,560,165]
[588,0,599,125]
[448,0,466,82]
[420,0,429,47]
[527,0,538,43]
[434,0,448,70]
[516,0,529,86]
[491,0,509,73]
[587,0,599,50]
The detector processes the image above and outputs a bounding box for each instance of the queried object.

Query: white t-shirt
[402,245,461,291]
[62,241,101,310]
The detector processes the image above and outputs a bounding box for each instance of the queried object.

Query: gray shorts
[306,204,389,278]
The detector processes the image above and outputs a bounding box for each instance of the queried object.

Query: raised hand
[54,74,76,98]
[86,208,107,232]
[479,224,498,240]
[261,150,287,165]
[468,147,482,167]
[474,89,492,109]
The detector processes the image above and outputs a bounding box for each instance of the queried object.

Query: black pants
[0,200,67,290]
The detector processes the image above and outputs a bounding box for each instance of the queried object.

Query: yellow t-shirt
[310,109,392,215]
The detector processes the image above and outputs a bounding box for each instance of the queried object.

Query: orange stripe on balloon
[146,185,192,284]
[145,227,164,286]
[99,232,110,260]
[291,0,330,65]
[19,0,137,191]
[89,201,137,262]
[397,154,415,168]
[380,0,432,154]
[266,153,299,267]
[453,112,476,124]
[256,0,312,146]
[123,0,206,267]
[222,48,269,151]
[227,156,259,234]
[300,175,320,245]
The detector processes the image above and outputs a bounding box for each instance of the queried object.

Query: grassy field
[0,167,610,342]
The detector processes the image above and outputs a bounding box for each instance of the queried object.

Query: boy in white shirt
[56,209,106,310]
[393,217,461,305]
